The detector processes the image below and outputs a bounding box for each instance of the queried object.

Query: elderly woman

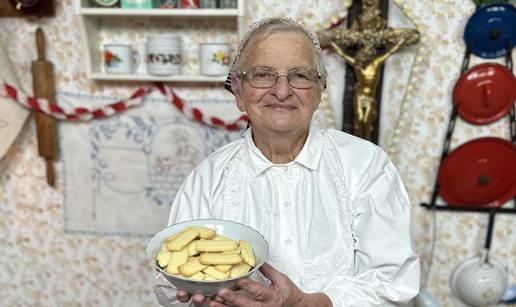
[154,17,420,307]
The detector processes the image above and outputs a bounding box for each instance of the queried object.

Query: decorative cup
[146,36,183,76]
[199,43,231,76]
[103,44,140,74]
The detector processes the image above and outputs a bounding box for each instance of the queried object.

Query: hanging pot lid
[438,137,516,207]
[464,3,516,58]
[453,63,516,125]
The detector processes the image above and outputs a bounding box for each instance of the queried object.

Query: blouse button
[285,238,292,245]
[283,202,290,208]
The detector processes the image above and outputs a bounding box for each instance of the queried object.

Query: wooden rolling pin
[31,27,58,186]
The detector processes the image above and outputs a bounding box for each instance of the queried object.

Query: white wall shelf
[79,8,240,17]
[75,0,246,82]
[90,73,227,82]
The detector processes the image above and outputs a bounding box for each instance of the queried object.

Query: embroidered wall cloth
[60,91,242,236]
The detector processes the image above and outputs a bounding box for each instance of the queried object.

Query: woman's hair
[229,17,327,90]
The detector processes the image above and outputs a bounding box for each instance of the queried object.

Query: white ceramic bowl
[146,219,269,296]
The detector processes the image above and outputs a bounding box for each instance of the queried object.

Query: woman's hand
[209,263,332,307]
[176,289,210,306]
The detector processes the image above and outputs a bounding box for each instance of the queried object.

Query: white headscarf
[224,17,324,94]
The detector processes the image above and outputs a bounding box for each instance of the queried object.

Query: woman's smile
[264,103,297,110]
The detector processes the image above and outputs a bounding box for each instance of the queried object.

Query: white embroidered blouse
[154,125,420,307]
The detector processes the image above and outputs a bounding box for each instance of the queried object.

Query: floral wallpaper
[0,0,514,306]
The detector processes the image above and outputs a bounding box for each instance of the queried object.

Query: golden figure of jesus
[318,0,419,141]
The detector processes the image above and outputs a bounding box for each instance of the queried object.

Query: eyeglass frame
[236,67,324,89]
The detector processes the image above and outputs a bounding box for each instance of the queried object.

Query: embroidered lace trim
[220,141,248,221]
[219,132,356,288]
[298,132,355,288]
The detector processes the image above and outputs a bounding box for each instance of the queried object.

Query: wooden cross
[317,0,419,143]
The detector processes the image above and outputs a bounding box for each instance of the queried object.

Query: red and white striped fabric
[155,83,248,131]
[0,79,248,131]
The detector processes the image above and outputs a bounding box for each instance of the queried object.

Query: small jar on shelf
[220,0,236,8]
[179,0,200,8]
[158,0,179,8]
[200,0,217,8]
[120,0,160,8]
[89,0,120,7]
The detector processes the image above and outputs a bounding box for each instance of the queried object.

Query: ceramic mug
[199,43,231,76]
[146,36,183,76]
[103,44,140,74]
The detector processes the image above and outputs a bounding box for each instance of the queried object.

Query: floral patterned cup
[146,36,182,76]
[103,44,140,74]
[199,43,231,76]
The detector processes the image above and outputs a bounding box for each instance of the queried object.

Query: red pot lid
[438,137,516,208]
[453,63,515,125]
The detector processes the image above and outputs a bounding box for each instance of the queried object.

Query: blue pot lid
[464,3,516,58]
[473,0,511,7]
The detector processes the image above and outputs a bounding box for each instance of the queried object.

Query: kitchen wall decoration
[75,0,247,82]
[421,4,515,305]
[317,0,419,144]
[422,2,516,214]
[31,28,59,186]
[59,91,242,236]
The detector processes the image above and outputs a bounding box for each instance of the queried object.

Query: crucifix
[317,0,419,142]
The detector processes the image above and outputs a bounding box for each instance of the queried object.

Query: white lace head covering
[224,17,326,94]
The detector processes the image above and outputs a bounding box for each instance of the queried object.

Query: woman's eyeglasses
[238,68,322,89]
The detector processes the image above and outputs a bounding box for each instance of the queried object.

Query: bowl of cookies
[146,219,269,296]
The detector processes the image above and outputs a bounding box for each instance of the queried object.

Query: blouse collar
[245,124,323,178]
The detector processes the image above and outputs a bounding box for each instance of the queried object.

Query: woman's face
[234,32,322,136]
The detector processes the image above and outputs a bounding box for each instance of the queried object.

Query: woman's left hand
[209,263,326,307]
